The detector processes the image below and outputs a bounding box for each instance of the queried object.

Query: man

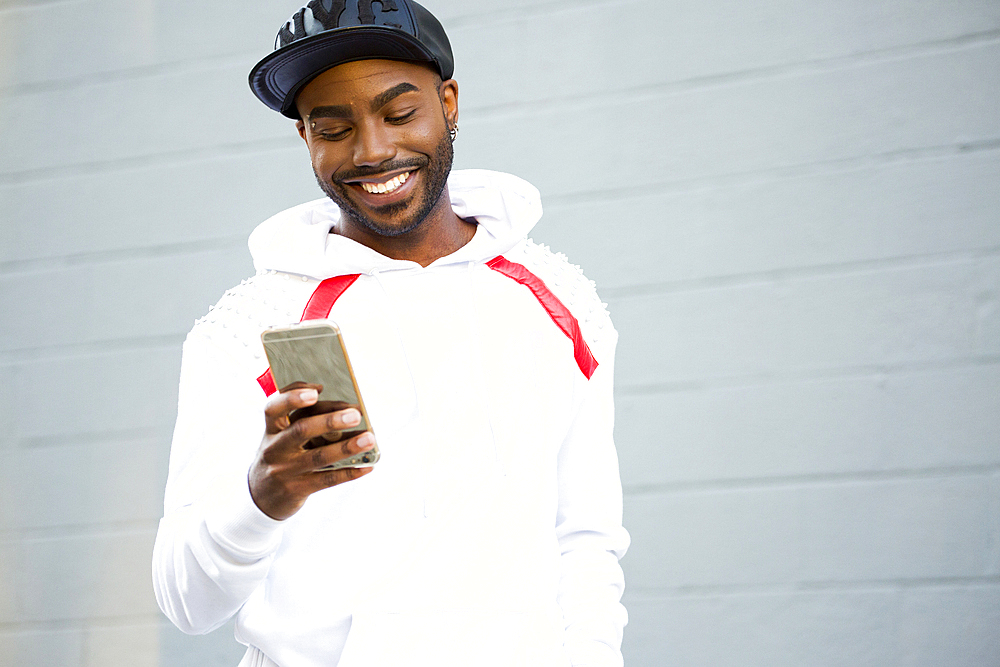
[152,2,629,665]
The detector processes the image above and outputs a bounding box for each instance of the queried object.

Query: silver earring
[449,123,459,141]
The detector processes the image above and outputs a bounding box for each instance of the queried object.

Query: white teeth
[360,171,410,194]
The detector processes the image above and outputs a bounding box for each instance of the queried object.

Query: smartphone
[261,319,379,470]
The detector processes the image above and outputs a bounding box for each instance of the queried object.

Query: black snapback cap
[249,0,454,119]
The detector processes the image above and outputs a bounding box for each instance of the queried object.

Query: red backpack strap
[257,368,278,396]
[486,256,598,379]
[300,274,361,321]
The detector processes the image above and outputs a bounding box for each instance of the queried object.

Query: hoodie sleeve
[556,328,630,667]
[152,328,285,635]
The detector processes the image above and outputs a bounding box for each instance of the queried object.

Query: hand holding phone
[247,320,378,521]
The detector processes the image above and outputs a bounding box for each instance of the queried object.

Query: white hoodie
[152,170,629,667]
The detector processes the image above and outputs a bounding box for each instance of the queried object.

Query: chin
[348,206,426,237]
[318,171,450,240]
[329,187,430,237]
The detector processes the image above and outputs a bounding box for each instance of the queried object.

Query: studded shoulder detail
[503,239,616,353]
[190,270,321,368]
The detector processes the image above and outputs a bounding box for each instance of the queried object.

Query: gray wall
[1,1,998,665]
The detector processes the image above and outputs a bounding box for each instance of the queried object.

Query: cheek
[309,146,340,177]
[403,116,447,148]
[422,118,447,142]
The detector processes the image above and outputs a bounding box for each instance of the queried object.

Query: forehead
[295,59,438,114]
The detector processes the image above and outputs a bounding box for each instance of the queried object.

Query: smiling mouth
[345,171,413,195]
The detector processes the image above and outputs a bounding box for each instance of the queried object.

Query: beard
[315,131,454,238]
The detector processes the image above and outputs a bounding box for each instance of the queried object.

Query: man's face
[295,59,458,238]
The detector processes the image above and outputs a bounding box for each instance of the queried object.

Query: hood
[248,169,542,278]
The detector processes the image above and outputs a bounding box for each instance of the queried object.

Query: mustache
[335,157,428,183]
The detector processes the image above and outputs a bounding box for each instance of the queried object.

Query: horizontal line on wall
[69,614,167,631]
[0,0,71,12]
[443,0,625,28]
[602,243,1000,301]
[463,30,1000,121]
[622,462,1000,496]
[0,235,247,276]
[616,354,1000,396]
[545,136,1000,210]
[0,334,183,365]
[0,46,259,95]
[0,613,166,635]
[0,136,298,186]
[16,425,169,450]
[626,575,1000,600]
[0,518,157,543]
[618,356,1000,398]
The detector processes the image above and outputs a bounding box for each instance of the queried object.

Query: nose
[352,121,396,167]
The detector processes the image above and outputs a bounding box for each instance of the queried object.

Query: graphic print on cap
[277,0,418,48]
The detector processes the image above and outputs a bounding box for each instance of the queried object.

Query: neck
[337,185,477,267]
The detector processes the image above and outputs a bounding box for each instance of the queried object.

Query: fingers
[301,431,376,475]
[287,406,364,445]
[264,385,321,434]
[316,464,373,490]
[308,434,376,490]
[269,400,375,473]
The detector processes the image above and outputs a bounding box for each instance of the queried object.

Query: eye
[386,109,416,124]
[316,127,350,141]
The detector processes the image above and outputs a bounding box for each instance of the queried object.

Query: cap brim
[249,26,439,119]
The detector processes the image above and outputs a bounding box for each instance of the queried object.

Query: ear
[439,79,459,130]
[296,119,307,143]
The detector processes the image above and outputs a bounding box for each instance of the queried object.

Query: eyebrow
[369,82,420,112]
[308,82,421,121]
